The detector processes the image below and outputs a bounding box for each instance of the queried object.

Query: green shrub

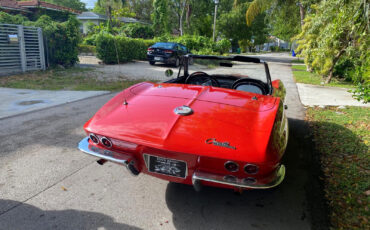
[121,24,154,39]
[215,39,231,54]
[83,33,99,46]
[96,33,154,64]
[33,15,80,67]
[78,44,96,54]
[0,12,28,24]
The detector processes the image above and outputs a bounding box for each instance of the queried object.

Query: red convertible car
[78,55,288,191]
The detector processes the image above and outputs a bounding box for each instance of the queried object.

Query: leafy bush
[215,39,231,54]
[0,12,28,24]
[121,23,154,39]
[78,44,96,54]
[33,15,81,66]
[96,33,154,64]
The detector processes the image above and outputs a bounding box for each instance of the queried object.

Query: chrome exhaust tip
[126,161,140,176]
[97,159,107,165]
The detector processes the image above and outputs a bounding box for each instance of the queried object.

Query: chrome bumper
[192,165,285,190]
[78,137,139,175]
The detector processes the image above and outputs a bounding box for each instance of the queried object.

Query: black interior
[166,73,269,95]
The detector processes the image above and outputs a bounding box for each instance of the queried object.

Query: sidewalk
[296,83,369,107]
[0,88,110,119]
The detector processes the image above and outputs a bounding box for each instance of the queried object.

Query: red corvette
[78,55,288,191]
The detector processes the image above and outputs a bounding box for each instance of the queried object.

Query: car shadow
[0,199,141,230]
[165,118,330,230]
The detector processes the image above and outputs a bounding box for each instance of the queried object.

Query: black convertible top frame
[181,54,273,95]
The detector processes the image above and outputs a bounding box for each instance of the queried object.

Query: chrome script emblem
[206,138,236,150]
[174,105,193,116]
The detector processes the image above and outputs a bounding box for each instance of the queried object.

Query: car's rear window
[152,43,175,49]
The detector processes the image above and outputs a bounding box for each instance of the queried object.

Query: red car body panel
[82,78,288,190]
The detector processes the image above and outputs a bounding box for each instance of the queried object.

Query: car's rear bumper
[78,137,285,190]
[192,165,285,191]
[78,137,140,176]
[147,54,173,63]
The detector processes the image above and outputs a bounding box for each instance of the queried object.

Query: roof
[77,11,149,24]
[77,11,107,20]
[18,0,80,14]
[0,0,29,12]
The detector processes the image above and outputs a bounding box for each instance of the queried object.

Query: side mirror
[165,69,174,77]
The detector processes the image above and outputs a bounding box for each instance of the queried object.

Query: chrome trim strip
[192,165,285,189]
[78,137,128,165]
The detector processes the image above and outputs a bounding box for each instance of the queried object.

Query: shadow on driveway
[165,118,329,230]
[0,199,141,230]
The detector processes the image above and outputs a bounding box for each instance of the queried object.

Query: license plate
[154,57,162,61]
[146,155,187,178]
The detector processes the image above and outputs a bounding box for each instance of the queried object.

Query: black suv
[147,42,191,66]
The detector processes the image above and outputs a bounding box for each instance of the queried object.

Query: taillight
[101,137,112,148]
[164,50,173,54]
[244,164,259,174]
[89,133,99,144]
[147,48,154,52]
[224,161,239,172]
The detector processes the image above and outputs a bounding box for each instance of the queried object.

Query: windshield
[152,42,175,49]
[182,57,269,84]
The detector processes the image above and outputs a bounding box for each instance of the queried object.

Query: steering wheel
[185,71,220,87]
[232,78,267,95]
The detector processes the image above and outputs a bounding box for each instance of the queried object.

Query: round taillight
[89,133,99,144]
[224,161,239,172]
[242,177,256,185]
[244,164,259,174]
[101,137,112,148]
[223,175,237,183]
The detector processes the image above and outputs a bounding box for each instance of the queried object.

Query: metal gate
[0,24,46,76]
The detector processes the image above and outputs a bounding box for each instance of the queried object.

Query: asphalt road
[0,54,318,230]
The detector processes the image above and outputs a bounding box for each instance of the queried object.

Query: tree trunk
[298,2,305,28]
[186,3,191,29]
[179,0,188,36]
[325,49,346,83]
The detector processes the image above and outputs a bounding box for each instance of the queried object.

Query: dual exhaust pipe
[96,158,140,176]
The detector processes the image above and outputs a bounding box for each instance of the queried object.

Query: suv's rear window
[152,43,175,49]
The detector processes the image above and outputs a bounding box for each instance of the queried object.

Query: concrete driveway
[0,53,324,230]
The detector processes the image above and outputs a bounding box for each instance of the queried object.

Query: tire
[174,58,180,67]
[149,61,155,65]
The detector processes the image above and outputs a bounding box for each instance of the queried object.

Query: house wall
[80,19,103,34]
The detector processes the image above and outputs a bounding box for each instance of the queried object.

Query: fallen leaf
[61,186,67,191]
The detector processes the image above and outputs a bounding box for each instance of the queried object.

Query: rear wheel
[149,61,155,65]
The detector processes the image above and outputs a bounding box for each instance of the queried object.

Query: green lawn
[292,65,354,88]
[0,67,145,91]
[307,106,370,229]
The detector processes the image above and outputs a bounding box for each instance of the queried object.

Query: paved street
[0,54,317,230]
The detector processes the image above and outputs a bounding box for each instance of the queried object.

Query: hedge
[78,44,96,54]
[96,33,231,64]
[96,33,155,64]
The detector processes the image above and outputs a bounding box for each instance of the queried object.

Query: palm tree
[246,0,305,28]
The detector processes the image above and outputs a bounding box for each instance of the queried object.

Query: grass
[0,67,145,91]
[292,65,354,88]
[291,59,305,64]
[307,106,370,229]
